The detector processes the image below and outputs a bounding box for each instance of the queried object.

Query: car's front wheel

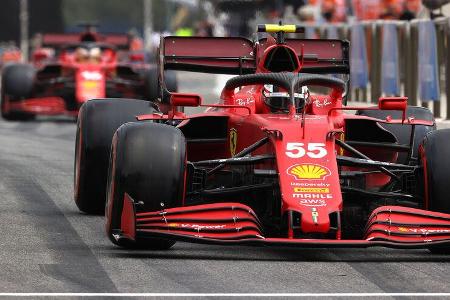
[419,129,450,254]
[105,122,186,249]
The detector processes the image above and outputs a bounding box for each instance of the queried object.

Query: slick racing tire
[106,122,186,249]
[2,64,34,97]
[74,98,158,214]
[165,70,178,94]
[419,129,450,254]
[144,67,178,102]
[1,64,35,121]
[356,106,435,163]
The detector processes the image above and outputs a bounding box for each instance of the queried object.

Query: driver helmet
[262,85,309,113]
[75,46,101,63]
[88,47,101,63]
[75,47,89,63]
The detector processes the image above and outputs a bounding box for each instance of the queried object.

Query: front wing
[114,193,450,249]
[5,97,75,116]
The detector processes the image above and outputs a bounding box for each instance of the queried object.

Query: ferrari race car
[74,24,450,253]
[0,24,177,120]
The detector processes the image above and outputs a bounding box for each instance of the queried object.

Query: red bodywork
[0,47,22,67]
[2,30,148,117]
[107,34,450,249]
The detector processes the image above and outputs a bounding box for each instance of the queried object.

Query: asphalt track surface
[1,74,450,295]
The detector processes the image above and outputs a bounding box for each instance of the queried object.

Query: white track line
[0,293,450,297]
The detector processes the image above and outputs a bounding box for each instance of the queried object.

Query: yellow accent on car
[294,187,330,193]
[289,164,330,180]
[229,128,238,157]
[265,24,297,33]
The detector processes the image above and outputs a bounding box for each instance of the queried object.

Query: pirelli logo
[294,187,329,193]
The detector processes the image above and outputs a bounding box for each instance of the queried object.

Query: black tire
[74,98,158,214]
[144,67,178,102]
[356,106,435,162]
[2,64,35,97]
[419,129,450,254]
[106,122,186,249]
[1,64,35,121]
[165,70,178,93]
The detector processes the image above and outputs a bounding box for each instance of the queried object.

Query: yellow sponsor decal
[82,80,100,89]
[168,223,179,228]
[229,128,237,156]
[338,132,345,156]
[288,164,331,180]
[398,227,409,232]
[265,24,297,33]
[294,187,329,193]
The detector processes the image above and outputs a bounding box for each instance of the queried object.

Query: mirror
[170,93,202,107]
[378,96,407,123]
[129,52,144,62]
[33,49,51,63]
[378,96,407,111]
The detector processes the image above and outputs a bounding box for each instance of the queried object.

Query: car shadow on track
[1,116,76,124]
[34,116,77,123]
[105,244,450,263]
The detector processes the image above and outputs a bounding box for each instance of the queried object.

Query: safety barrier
[299,18,450,119]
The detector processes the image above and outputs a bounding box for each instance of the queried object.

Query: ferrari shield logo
[229,128,237,156]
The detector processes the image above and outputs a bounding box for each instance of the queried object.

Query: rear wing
[42,33,130,49]
[159,35,350,100]
[160,36,349,75]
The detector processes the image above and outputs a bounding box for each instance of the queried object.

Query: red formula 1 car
[0,25,177,120]
[74,24,450,253]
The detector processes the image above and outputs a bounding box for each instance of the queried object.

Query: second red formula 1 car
[0,24,177,120]
[75,24,450,253]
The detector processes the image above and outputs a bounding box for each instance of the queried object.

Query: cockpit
[60,43,116,64]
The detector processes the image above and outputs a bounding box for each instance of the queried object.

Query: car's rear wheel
[106,122,186,249]
[419,129,450,254]
[74,98,158,214]
[356,106,435,163]
[144,67,178,102]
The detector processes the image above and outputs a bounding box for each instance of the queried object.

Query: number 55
[285,143,327,159]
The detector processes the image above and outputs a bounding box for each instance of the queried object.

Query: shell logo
[287,164,331,180]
